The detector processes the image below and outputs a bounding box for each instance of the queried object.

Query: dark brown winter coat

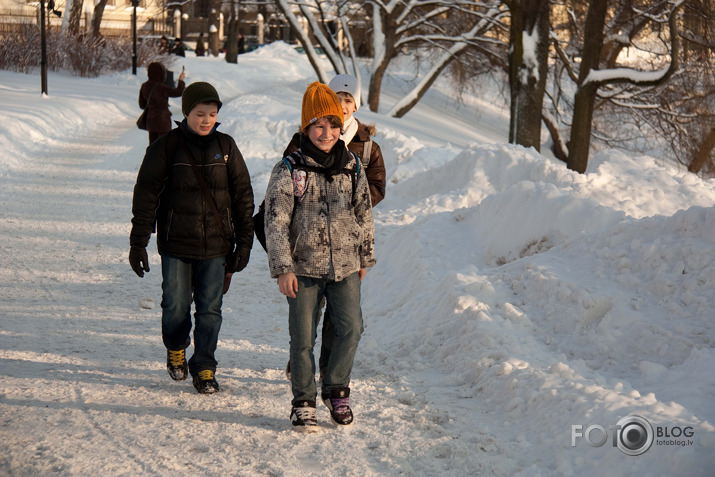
[283,119,386,206]
[138,62,185,134]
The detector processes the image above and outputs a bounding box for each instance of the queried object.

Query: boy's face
[307,116,341,153]
[336,92,357,121]
[186,103,218,136]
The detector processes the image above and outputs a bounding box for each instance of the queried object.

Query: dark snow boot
[290,400,319,432]
[192,370,219,394]
[166,349,188,381]
[322,387,353,426]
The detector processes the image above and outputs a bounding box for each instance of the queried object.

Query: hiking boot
[290,400,318,432]
[322,387,353,426]
[192,369,219,394]
[166,349,188,381]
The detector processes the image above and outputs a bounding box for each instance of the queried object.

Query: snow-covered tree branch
[276,0,506,116]
[546,0,688,173]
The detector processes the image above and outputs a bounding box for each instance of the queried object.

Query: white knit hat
[328,74,361,111]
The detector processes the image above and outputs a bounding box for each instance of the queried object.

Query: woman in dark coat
[195,33,206,57]
[138,62,186,144]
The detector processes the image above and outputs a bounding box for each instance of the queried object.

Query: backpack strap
[361,139,372,168]
[164,129,179,159]
[349,151,359,203]
[217,134,230,163]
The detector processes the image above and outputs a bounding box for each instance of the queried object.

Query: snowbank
[1,42,714,476]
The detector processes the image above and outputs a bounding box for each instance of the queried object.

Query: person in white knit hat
[326,74,386,206]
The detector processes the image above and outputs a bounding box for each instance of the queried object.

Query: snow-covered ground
[1,42,714,476]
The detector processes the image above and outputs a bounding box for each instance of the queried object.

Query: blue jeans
[288,272,363,404]
[161,254,225,376]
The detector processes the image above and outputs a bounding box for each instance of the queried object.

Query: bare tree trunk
[368,58,389,112]
[367,6,395,113]
[568,84,600,173]
[543,112,568,162]
[225,0,239,64]
[508,0,550,152]
[91,0,109,37]
[209,0,221,56]
[67,0,84,35]
[688,126,715,174]
[566,0,608,174]
[566,0,683,174]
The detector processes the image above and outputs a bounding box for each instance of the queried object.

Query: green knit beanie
[182,81,223,116]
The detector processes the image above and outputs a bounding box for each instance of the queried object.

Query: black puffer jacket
[130,122,254,262]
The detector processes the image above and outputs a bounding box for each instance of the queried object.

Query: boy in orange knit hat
[264,82,376,431]
[282,73,386,386]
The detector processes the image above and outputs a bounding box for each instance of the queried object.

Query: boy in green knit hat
[129,82,255,394]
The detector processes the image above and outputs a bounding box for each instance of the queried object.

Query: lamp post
[40,0,47,94]
[131,0,139,75]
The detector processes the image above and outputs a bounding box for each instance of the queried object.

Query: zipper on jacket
[166,209,173,242]
[200,147,208,258]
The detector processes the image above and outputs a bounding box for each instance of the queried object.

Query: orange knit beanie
[301,81,344,131]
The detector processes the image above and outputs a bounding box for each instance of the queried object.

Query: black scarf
[300,134,352,178]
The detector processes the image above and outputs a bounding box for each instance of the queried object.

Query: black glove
[226,248,250,273]
[129,246,150,277]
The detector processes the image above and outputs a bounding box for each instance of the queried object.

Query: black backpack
[254,150,360,252]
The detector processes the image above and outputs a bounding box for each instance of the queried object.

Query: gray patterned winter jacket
[264,151,376,281]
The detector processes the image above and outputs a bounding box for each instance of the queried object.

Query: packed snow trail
[0,101,513,476]
[2,46,714,476]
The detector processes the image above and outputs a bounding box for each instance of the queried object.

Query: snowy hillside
[0,42,714,476]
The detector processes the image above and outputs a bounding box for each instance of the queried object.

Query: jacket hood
[147,62,166,82]
[356,119,376,138]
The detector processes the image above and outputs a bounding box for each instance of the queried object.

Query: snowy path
[3,49,714,476]
[0,116,505,475]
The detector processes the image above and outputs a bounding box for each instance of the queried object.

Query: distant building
[0,0,286,43]
[0,0,369,54]
[0,0,165,37]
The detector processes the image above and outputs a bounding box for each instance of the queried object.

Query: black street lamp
[39,0,61,94]
[40,0,47,94]
[131,0,140,75]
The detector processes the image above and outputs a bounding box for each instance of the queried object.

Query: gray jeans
[287,272,363,404]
